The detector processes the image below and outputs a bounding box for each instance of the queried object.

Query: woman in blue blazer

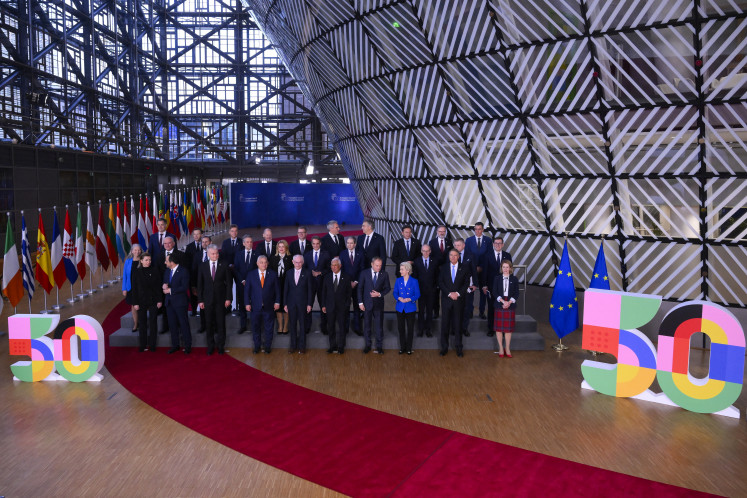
[393,262,420,355]
[122,243,143,332]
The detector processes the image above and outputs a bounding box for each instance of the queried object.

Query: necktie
[406,239,410,255]
[425,258,428,270]
[300,241,304,252]
[460,252,463,263]
[169,268,174,283]
[260,271,265,288]
[477,238,481,249]
[314,251,318,266]
[203,251,208,262]
[373,272,377,285]
[160,233,163,246]
[211,262,216,280]
[364,235,370,249]
[451,265,456,282]
[267,242,270,254]
[245,250,249,265]
[195,241,199,250]
[496,252,500,264]
[334,274,338,290]
[333,235,337,245]
[295,270,299,285]
[350,251,354,263]
[232,239,236,247]
[440,239,444,253]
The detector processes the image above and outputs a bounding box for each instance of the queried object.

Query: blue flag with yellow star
[589,241,610,290]
[550,241,579,338]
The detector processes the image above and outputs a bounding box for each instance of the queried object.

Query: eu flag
[550,241,579,338]
[589,241,610,290]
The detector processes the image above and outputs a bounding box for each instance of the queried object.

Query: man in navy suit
[412,244,438,338]
[321,257,352,354]
[185,228,203,317]
[303,236,331,334]
[339,236,364,335]
[233,235,258,334]
[390,225,421,269]
[428,225,452,319]
[357,220,387,269]
[358,257,391,354]
[220,224,241,266]
[284,255,313,353]
[191,234,211,333]
[289,226,312,256]
[163,251,192,354]
[439,249,470,357]
[465,222,490,319]
[321,220,345,258]
[244,255,280,354]
[149,218,174,260]
[454,238,478,338]
[481,236,513,337]
[197,245,233,355]
[255,228,277,258]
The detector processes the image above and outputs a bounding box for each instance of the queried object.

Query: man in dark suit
[255,228,277,258]
[357,257,391,354]
[289,226,313,256]
[156,235,180,335]
[357,219,387,269]
[284,254,313,353]
[453,238,478,338]
[439,249,470,357]
[197,245,233,355]
[163,251,192,354]
[219,224,240,265]
[428,225,452,319]
[191,234,211,333]
[412,244,438,338]
[149,218,174,260]
[481,235,513,337]
[321,257,352,354]
[244,255,280,354]
[339,236,364,335]
[390,225,421,269]
[465,222,490,319]
[185,228,203,318]
[321,220,345,258]
[233,235,258,334]
[303,236,331,334]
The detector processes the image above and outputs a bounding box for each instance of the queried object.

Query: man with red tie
[149,218,174,260]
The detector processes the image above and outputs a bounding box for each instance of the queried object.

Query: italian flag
[3,216,24,307]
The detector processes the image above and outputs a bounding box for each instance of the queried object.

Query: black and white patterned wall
[248,0,747,307]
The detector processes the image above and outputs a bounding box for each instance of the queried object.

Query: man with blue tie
[339,236,364,336]
[412,244,438,338]
[244,255,280,354]
[219,224,240,266]
[454,238,478,338]
[390,225,421,269]
[303,236,331,335]
[465,222,490,319]
[234,235,258,334]
[284,255,313,354]
[481,236,513,337]
[357,220,387,269]
[439,249,469,357]
[357,257,391,354]
[149,218,174,260]
[163,251,192,354]
[191,234,211,333]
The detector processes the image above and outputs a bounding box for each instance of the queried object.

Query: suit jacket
[465,235,490,269]
[283,267,314,310]
[390,237,421,268]
[184,240,202,266]
[356,232,387,268]
[357,268,391,310]
[220,238,242,265]
[320,272,352,313]
[163,264,190,308]
[289,238,313,256]
[320,233,346,259]
[438,262,470,303]
[156,249,182,276]
[428,236,453,268]
[131,265,164,307]
[492,274,520,310]
[412,256,439,296]
[255,240,278,258]
[149,231,175,259]
[192,248,209,285]
[244,269,280,311]
[339,249,364,283]
[197,260,233,306]
[480,249,513,289]
[457,249,477,287]
[304,250,331,285]
[233,248,259,284]
[393,276,420,313]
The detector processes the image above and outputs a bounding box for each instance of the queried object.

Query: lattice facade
[249,0,747,307]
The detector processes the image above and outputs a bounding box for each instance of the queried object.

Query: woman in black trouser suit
[131,253,164,352]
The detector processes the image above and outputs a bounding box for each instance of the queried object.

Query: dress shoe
[479,313,486,319]
[160,330,169,335]
[353,330,363,336]
[376,347,384,354]
[237,328,246,335]
[506,352,513,358]
[150,348,157,353]
[407,350,413,355]
[138,347,145,352]
[253,347,260,354]
[132,328,138,333]
[218,348,225,355]
[463,330,471,337]
[264,348,271,354]
[363,346,371,354]
[426,331,433,338]
[399,349,405,355]
[322,330,328,335]
[288,349,296,354]
[439,349,447,356]
[487,331,495,337]
[327,347,335,354]
[498,352,505,357]
[417,332,424,337]
[207,347,214,356]
[338,347,345,354]
[457,350,464,357]
[298,349,306,354]
[168,347,178,354]
[184,347,192,355]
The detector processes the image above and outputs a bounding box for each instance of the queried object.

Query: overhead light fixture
[392,21,401,28]
[305,159,315,175]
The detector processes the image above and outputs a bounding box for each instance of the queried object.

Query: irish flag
[2,216,24,307]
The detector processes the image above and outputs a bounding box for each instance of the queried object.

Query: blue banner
[230,183,364,228]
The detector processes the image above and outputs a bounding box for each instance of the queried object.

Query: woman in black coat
[131,253,165,352]
[492,260,520,358]
[270,239,293,333]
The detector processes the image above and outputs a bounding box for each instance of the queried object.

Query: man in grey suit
[357,257,391,354]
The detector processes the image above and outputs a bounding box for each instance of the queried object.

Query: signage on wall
[8,315,105,383]
[581,289,744,418]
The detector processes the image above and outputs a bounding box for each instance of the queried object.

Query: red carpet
[103,300,714,497]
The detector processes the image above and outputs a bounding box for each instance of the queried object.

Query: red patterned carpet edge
[103,300,715,498]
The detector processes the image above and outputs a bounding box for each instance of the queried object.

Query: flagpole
[67,282,78,304]
[41,292,51,314]
[88,270,96,294]
[78,278,87,299]
[51,206,64,311]
[28,294,32,313]
[99,263,108,289]
[552,338,569,351]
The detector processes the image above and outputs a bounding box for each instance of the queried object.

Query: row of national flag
[1,187,229,308]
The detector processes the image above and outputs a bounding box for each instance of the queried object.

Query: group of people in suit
[121,218,520,358]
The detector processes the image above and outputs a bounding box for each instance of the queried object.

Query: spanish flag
[35,212,54,293]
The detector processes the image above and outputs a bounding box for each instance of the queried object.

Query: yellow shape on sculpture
[617,364,656,398]
[672,372,725,400]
